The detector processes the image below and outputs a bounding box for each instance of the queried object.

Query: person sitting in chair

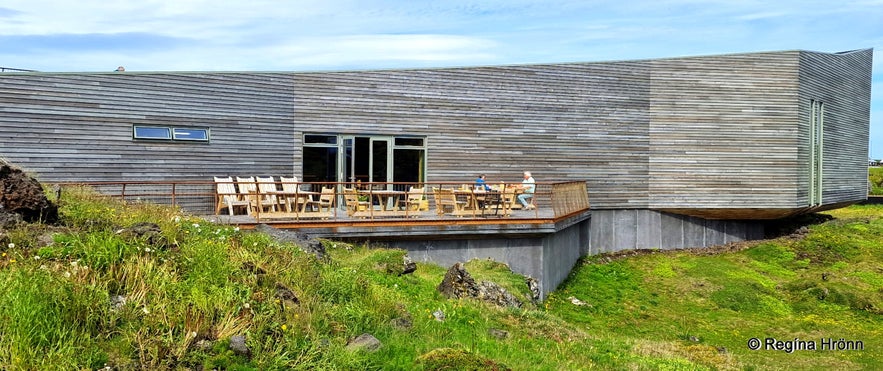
[518,171,536,210]
[475,174,492,191]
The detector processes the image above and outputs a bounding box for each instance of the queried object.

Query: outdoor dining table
[361,189,407,211]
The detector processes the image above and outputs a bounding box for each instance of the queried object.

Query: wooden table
[361,190,406,211]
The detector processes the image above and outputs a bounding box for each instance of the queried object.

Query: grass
[870,167,883,195]
[0,185,880,369]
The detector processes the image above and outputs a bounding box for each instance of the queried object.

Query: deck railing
[53,180,590,223]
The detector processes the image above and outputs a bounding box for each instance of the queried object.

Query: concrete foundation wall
[389,218,590,300]
[589,209,765,254]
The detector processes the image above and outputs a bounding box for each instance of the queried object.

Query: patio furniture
[214,176,250,215]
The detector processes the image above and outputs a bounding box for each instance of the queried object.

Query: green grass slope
[0,186,879,369]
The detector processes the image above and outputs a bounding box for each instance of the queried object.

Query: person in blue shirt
[475,174,492,191]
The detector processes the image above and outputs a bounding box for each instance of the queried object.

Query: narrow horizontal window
[173,128,209,141]
[395,137,424,146]
[133,126,172,140]
[305,134,337,144]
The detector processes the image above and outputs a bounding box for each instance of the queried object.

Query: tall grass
[0,185,880,369]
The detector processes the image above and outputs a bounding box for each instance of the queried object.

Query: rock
[568,296,588,306]
[437,263,479,299]
[116,222,168,250]
[432,309,445,322]
[0,161,59,225]
[476,281,523,308]
[525,276,540,302]
[390,317,412,331]
[229,335,250,356]
[488,328,509,339]
[401,254,417,275]
[110,294,127,311]
[437,262,523,308]
[346,333,382,352]
[254,224,326,260]
[274,282,299,307]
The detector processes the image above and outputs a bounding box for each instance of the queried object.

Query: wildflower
[39,264,47,270]
[192,223,200,228]
[173,216,180,222]
[215,229,221,234]
[142,307,150,314]
[64,272,71,278]
[253,242,258,247]
[1,252,5,257]
[234,227,240,232]
[70,260,78,267]
[144,247,152,253]
[33,256,41,260]
[243,302,251,309]
[281,324,287,331]
[7,243,14,249]
[9,259,15,263]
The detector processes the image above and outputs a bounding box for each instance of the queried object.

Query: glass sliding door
[306,133,425,193]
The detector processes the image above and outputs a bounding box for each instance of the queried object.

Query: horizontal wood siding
[0,49,872,216]
[799,49,873,205]
[292,63,651,209]
[648,52,804,209]
[0,73,296,181]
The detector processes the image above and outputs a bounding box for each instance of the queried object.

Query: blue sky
[1,0,881,157]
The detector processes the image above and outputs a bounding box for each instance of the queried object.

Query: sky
[1,0,882,157]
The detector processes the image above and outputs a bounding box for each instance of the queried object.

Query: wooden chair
[278,176,310,213]
[435,188,470,217]
[236,176,275,215]
[214,176,249,215]
[499,187,517,217]
[399,186,427,211]
[306,187,335,213]
[343,188,370,217]
[256,176,279,213]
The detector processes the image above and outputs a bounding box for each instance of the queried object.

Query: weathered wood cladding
[0,49,872,219]
[648,52,804,212]
[291,63,651,208]
[798,50,873,206]
[0,73,296,181]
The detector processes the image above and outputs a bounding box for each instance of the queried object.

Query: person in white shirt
[518,171,536,209]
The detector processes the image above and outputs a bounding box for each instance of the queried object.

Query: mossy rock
[416,347,509,370]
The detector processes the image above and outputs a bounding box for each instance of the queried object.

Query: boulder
[0,161,59,226]
[346,333,382,352]
[437,262,523,308]
[115,222,168,250]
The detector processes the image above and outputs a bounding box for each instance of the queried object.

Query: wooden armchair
[235,176,276,215]
[343,188,370,217]
[256,176,279,213]
[306,187,335,213]
[214,176,249,215]
[399,186,427,211]
[278,176,310,213]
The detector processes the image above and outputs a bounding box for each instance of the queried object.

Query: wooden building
[0,48,873,253]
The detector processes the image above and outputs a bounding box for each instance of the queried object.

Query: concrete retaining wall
[589,209,765,254]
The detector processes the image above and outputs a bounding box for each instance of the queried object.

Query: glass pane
[304,134,338,144]
[395,137,424,146]
[393,149,425,184]
[303,147,338,190]
[133,126,171,140]
[173,128,209,141]
[371,140,388,183]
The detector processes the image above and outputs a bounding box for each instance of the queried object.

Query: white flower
[33,256,41,260]
[63,272,71,278]
[142,307,150,314]
[192,223,200,228]
[144,247,152,253]
[233,227,240,232]
[243,302,251,309]
[70,260,78,267]
[7,243,14,249]
[173,216,180,222]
